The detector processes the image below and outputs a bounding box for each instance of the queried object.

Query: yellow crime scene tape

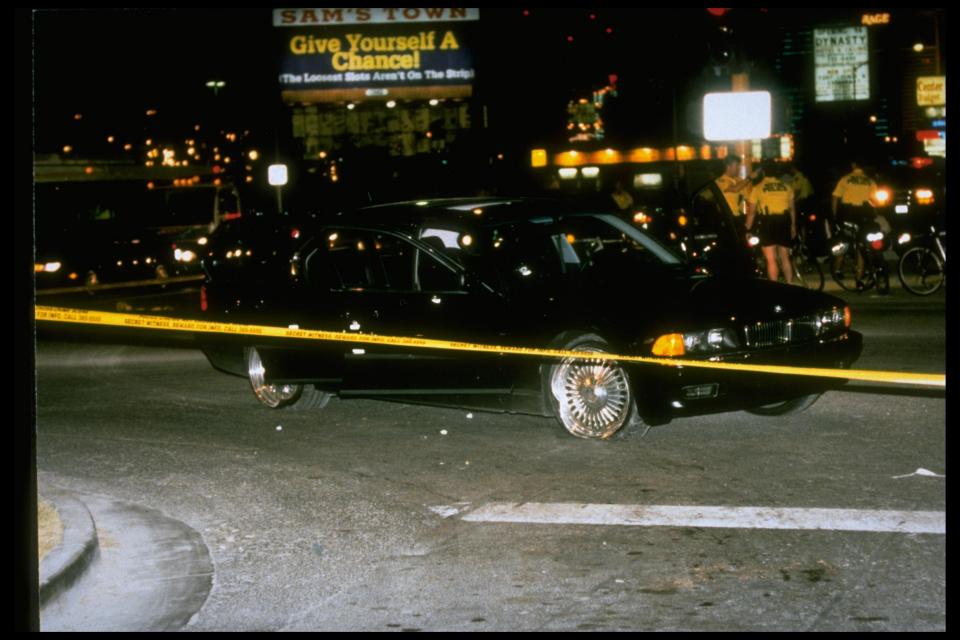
[34,305,945,388]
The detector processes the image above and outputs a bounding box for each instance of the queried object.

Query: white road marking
[454,503,945,534]
[892,468,945,479]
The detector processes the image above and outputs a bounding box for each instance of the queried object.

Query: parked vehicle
[34,178,241,291]
[874,160,945,256]
[198,197,862,440]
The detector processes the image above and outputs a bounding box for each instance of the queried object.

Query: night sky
[31,8,777,153]
[32,7,930,164]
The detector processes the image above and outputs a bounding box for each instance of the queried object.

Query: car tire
[543,334,649,441]
[245,347,331,410]
[745,393,822,416]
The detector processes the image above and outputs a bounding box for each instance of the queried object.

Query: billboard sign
[703,91,772,141]
[277,8,478,103]
[917,76,946,107]
[814,26,870,102]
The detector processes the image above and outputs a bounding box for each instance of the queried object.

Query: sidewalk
[38,485,214,631]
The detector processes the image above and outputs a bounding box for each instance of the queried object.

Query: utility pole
[731,71,752,177]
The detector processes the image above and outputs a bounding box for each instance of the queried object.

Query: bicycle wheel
[832,244,875,292]
[898,246,944,295]
[791,250,824,291]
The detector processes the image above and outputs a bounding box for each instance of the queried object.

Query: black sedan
[198,197,862,440]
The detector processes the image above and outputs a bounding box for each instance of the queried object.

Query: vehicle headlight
[874,188,891,205]
[866,231,884,243]
[682,328,738,353]
[897,233,912,245]
[915,189,935,205]
[816,306,851,333]
[35,261,62,273]
[830,241,849,256]
[653,328,737,356]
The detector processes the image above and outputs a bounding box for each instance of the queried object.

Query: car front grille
[743,315,823,348]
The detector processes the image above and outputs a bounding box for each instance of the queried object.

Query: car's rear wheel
[745,393,822,416]
[545,335,649,440]
[245,347,331,410]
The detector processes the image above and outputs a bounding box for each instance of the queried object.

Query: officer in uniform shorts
[831,160,878,282]
[750,160,797,284]
[831,160,877,227]
[715,155,753,239]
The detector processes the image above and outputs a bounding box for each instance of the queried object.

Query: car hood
[587,272,849,341]
[683,276,846,323]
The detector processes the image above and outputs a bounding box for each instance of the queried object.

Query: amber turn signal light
[652,333,685,357]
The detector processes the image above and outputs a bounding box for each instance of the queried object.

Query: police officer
[610,180,634,211]
[749,160,797,284]
[715,156,753,236]
[831,160,878,285]
[783,162,814,216]
[831,160,877,227]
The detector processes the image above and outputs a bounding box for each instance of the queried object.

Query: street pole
[732,72,752,177]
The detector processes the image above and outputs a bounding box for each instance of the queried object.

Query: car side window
[311,229,379,291]
[489,222,563,289]
[418,249,463,292]
[371,232,415,291]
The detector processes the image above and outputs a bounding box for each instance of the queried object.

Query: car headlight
[898,233,911,245]
[915,189,935,205]
[874,188,891,205]
[816,306,851,333]
[682,328,738,353]
[866,231,884,243]
[653,328,737,356]
[35,261,62,273]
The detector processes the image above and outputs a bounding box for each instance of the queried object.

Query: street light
[268,164,288,215]
[206,80,226,96]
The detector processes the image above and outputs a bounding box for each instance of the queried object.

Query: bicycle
[830,219,890,294]
[898,224,946,295]
[789,236,824,291]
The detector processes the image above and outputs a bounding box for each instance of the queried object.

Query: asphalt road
[34,288,946,631]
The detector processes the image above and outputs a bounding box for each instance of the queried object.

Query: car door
[341,228,512,394]
[688,181,754,276]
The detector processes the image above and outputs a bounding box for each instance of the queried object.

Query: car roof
[324,196,610,232]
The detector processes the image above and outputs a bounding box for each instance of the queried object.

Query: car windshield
[547,213,685,268]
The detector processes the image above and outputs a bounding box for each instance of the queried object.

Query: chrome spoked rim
[551,350,631,439]
[247,348,299,408]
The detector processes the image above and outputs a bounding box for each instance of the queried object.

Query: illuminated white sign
[815,26,870,102]
[268,164,289,186]
[703,91,771,141]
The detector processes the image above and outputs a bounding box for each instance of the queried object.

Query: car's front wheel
[245,347,331,410]
[745,393,822,416]
[545,335,649,440]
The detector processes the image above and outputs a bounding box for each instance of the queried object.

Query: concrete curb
[39,487,100,608]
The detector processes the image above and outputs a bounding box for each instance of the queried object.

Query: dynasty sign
[277,8,478,103]
[814,26,870,103]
